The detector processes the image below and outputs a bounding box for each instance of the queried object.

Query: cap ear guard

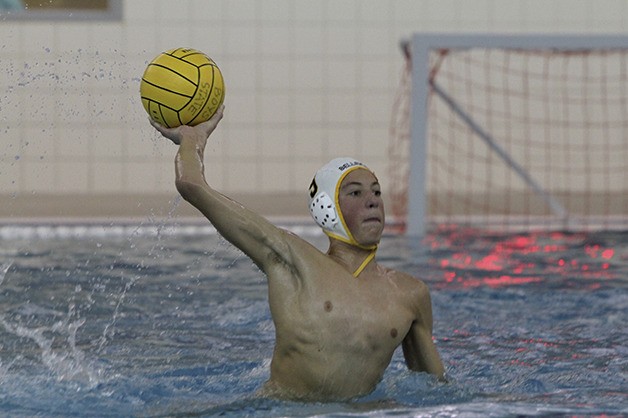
[309,191,338,228]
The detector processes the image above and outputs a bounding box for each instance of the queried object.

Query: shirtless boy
[150,105,445,401]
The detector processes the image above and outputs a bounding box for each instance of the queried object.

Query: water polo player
[150,106,445,401]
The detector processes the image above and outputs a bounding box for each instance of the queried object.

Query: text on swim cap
[337,161,365,171]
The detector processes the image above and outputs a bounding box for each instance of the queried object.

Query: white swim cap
[308,157,377,249]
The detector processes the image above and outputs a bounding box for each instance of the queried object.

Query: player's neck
[327,239,377,276]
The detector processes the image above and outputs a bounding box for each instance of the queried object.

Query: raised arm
[401,280,446,380]
[150,107,294,272]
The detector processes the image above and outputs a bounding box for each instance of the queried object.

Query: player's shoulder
[385,267,430,296]
[386,269,433,317]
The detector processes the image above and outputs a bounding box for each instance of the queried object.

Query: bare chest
[276,272,415,352]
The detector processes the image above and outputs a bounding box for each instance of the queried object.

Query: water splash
[96,274,137,353]
[96,200,187,352]
[0,309,102,389]
[0,262,11,286]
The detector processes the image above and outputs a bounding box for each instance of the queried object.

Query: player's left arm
[401,279,446,380]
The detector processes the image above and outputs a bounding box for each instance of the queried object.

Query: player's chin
[357,226,383,246]
[360,237,381,248]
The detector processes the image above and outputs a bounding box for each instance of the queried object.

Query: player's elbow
[175,177,205,203]
[403,329,445,380]
[406,357,445,381]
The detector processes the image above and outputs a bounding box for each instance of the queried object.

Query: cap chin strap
[323,219,378,277]
[324,231,378,277]
[323,230,377,251]
[352,249,376,277]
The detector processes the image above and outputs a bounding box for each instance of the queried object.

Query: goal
[389,33,628,235]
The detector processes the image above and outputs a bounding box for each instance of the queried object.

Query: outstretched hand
[150,105,225,146]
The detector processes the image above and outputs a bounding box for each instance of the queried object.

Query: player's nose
[366,192,380,208]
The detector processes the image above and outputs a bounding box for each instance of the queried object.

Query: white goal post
[400,33,628,236]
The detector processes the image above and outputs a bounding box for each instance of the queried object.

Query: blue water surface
[0,223,626,417]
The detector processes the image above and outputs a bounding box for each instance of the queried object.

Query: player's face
[337,169,385,247]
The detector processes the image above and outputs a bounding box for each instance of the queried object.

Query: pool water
[0,223,626,417]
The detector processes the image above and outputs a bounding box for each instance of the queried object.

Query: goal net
[389,34,628,234]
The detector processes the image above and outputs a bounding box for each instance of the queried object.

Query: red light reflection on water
[428,228,617,289]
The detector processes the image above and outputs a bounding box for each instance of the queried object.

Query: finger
[195,108,224,133]
[209,105,224,123]
[148,118,182,144]
[149,118,166,133]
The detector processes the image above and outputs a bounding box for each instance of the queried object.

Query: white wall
[1,0,628,218]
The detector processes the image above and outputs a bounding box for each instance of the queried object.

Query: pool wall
[3,0,628,220]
